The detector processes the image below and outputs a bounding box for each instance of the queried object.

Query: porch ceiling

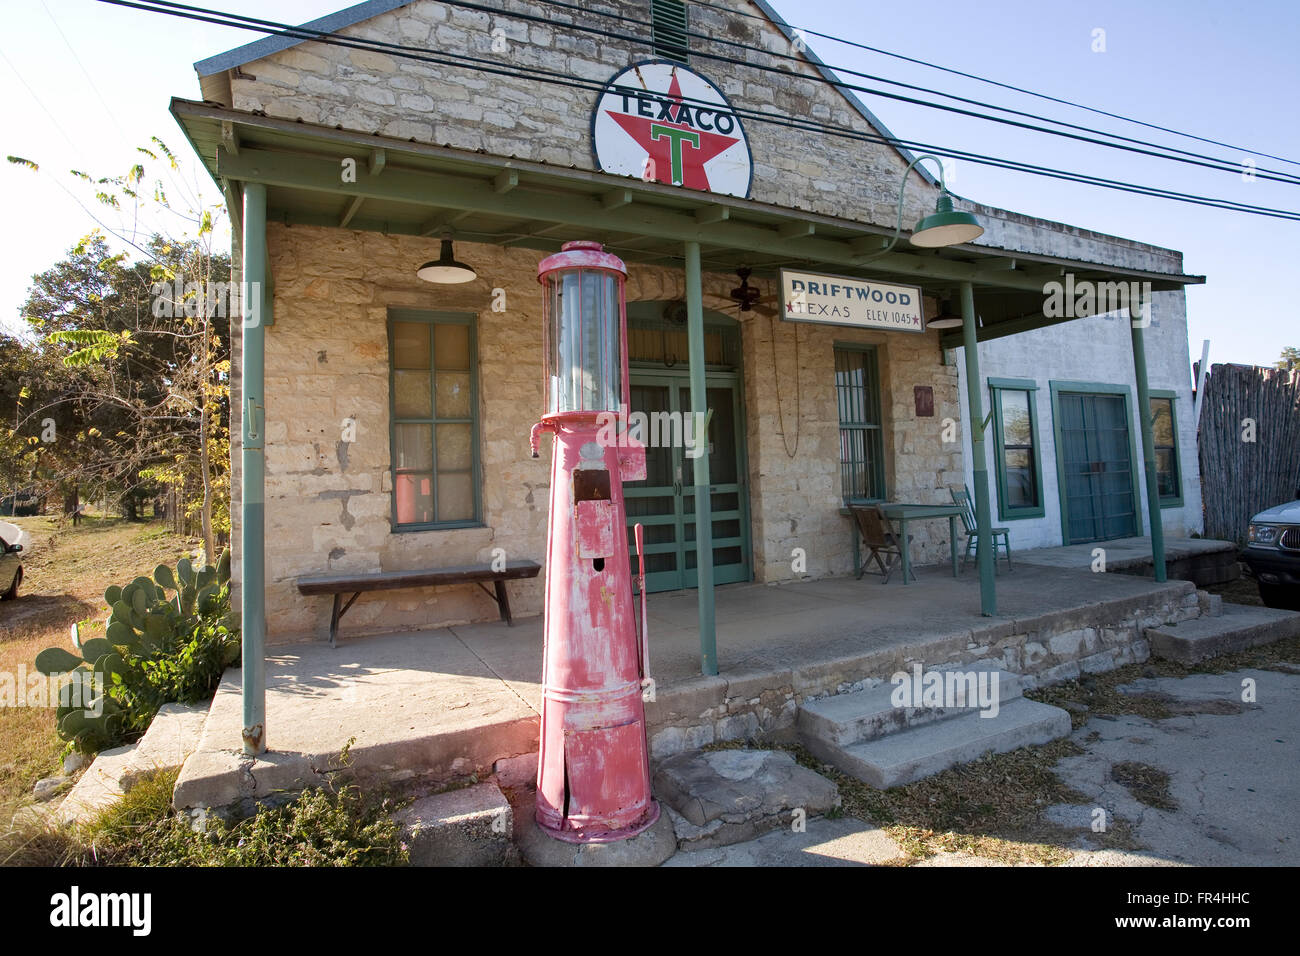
[173,98,1203,344]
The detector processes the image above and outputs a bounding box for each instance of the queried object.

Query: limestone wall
[737,284,961,583]
[225,0,939,234]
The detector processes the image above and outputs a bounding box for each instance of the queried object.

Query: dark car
[0,526,22,600]
[1242,492,1300,610]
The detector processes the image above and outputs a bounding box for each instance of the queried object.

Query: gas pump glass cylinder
[541,241,625,415]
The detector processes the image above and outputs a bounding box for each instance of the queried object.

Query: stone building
[173,0,1203,681]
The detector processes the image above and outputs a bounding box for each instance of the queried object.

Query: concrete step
[797,670,1023,747]
[1147,602,1300,665]
[652,749,839,851]
[58,701,209,825]
[395,782,515,867]
[804,697,1072,789]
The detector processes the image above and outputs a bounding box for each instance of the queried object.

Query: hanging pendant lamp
[417,234,477,283]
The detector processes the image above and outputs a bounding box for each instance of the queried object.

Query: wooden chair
[851,504,915,584]
[951,486,1012,570]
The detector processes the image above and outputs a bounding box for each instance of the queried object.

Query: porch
[173,558,1203,811]
[168,97,1205,755]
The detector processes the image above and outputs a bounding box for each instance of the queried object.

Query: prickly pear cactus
[34,548,237,754]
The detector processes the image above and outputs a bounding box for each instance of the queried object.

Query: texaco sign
[592,61,753,198]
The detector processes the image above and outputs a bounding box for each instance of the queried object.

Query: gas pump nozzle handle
[529,421,545,459]
[635,522,650,684]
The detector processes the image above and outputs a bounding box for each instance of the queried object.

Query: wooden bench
[296,560,542,647]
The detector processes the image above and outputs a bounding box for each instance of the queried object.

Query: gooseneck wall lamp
[859,154,985,262]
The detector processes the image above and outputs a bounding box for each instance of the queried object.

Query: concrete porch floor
[173,550,1205,811]
[1015,535,1237,584]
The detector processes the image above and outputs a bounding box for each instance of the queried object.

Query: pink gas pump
[529,241,659,842]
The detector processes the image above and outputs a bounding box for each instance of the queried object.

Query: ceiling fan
[729,267,763,312]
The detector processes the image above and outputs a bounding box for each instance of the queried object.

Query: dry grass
[704,737,1097,865]
[0,515,200,811]
[1031,627,1300,733]
[1110,761,1177,810]
[785,740,1093,866]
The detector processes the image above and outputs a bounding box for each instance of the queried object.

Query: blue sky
[1,0,1296,371]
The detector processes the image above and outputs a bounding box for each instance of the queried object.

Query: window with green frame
[834,346,885,501]
[989,378,1045,520]
[1149,391,1183,506]
[388,310,480,530]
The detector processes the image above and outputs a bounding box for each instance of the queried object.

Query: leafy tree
[3,143,230,556]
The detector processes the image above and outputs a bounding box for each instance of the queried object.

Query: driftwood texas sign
[780,268,926,333]
[592,61,753,198]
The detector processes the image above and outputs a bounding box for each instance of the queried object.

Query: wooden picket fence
[1198,363,1300,543]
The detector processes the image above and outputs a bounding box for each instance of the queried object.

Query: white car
[0,520,28,600]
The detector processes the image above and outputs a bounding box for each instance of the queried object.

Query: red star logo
[606,72,740,191]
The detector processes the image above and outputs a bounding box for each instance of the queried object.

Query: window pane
[1000,390,1033,446]
[437,472,474,521]
[394,424,433,471]
[395,473,433,524]
[436,371,471,418]
[436,423,472,471]
[434,323,470,371]
[835,348,882,499]
[1151,398,1174,446]
[393,322,430,369]
[1157,448,1179,497]
[390,313,480,527]
[394,369,432,418]
[1003,448,1037,508]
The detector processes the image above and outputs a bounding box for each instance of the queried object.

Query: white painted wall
[954,289,1203,551]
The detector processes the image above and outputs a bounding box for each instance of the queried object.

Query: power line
[103,0,1300,220]
[519,0,1300,186]
[0,47,87,160]
[40,0,207,219]
[40,0,134,151]
[691,0,1300,169]
[122,0,1293,191]
[97,0,1300,221]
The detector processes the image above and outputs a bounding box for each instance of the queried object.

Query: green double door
[625,371,751,592]
[1057,391,1139,544]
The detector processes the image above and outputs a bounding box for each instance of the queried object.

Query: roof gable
[193,0,411,76]
[190,0,933,185]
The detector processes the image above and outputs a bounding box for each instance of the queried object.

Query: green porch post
[241,182,268,754]
[1129,302,1167,582]
[684,241,717,675]
[960,281,997,615]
